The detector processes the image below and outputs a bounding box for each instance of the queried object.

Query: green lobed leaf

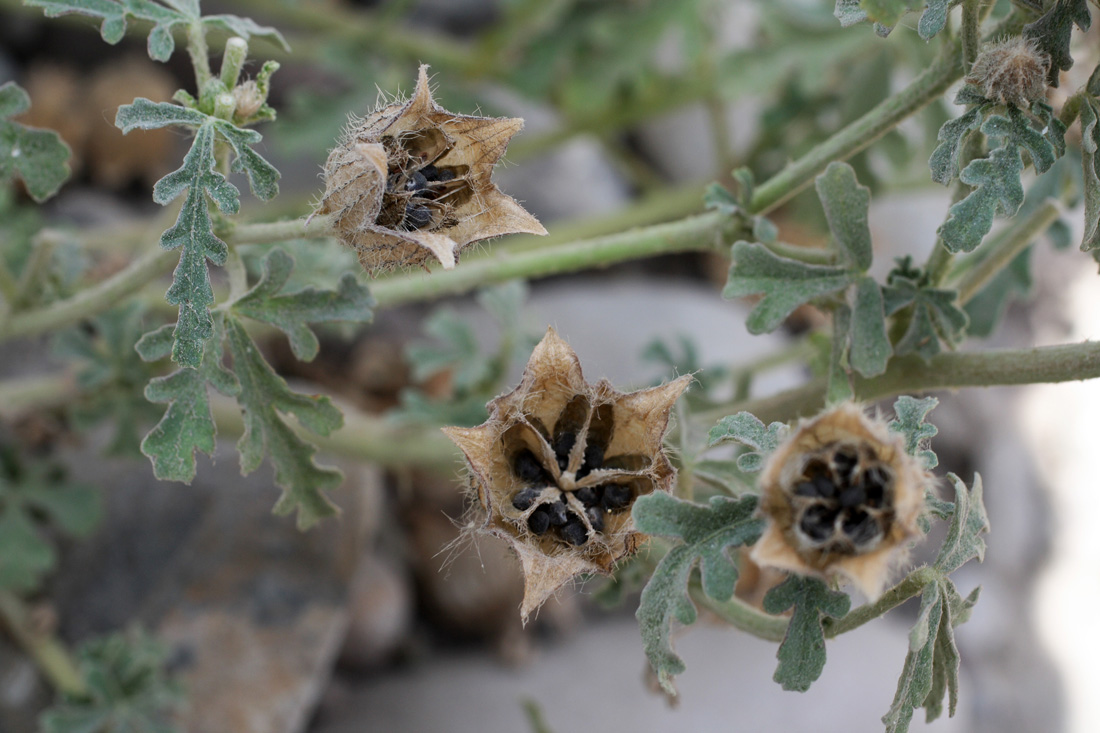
[706,411,788,473]
[917,0,953,40]
[232,248,374,362]
[981,107,1060,175]
[724,241,857,334]
[938,144,1025,254]
[848,276,890,377]
[138,319,240,483]
[633,493,763,695]
[405,308,489,390]
[39,629,182,733]
[883,580,943,732]
[762,575,851,692]
[935,473,989,573]
[834,0,868,27]
[1081,99,1100,251]
[1023,0,1092,86]
[224,316,343,529]
[929,107,982,186]
[0,82,71,202]
[887,395,939,469]
[816,162,872,270]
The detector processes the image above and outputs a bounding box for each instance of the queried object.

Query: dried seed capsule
[752,402,928,599]
[317,65,546,274]
[527,508,550,535]
[601,484,632,511]
[559,516,589,546]
[443,328,691,621]
[511,487,541,511]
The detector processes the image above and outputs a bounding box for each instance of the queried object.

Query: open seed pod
[318,65,546,275]
[752,402,927,599]
[444,328,690,622]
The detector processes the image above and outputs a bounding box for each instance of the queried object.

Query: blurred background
[0,0,1095,730]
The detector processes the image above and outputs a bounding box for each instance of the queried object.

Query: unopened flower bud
[967,36,1051,108]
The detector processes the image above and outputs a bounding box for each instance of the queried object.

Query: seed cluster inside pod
[443,328,690,621]
[787,442,895,553]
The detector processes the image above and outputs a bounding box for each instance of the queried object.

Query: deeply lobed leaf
[0,81,71,202]
[816,162,872,270]
[1081,99,1100,251]
[888,395,939,469]
[633,493,763,694]
[706,411,788,473]
[224,317,344,529]
[883,277,968,360]
[1023,0,1092,86]
[763,575,850,692]
[232,248,374,362]
[938,145,1025,254]
[724,242,856,334]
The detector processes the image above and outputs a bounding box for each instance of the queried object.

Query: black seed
[436,168,456,182]
[545,499,569,526]
[404,170,428,193]
[575,485,602,506]
[419,164,439,180]
[805,458,830,478]
[799,504,838,543]
[511,487,541,511]
[601,484,632,511]
[862,466,889,508]
[837,484,867,509]
[559,517,588,546]
[841,509,880,546]
[576,444,605,479]
[794,481,819,497]
[812,474,837,499]
[833,447,859,480]
[585,506,605,533]
[553,431,576,471]
[527,508,550,535]
[513,449,549,485]
[403,202,433,230]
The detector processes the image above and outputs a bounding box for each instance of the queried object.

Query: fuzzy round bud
[967,36,1051,108]
[444,328,690,621]
[232,80,264,120]
[752,403,928,599]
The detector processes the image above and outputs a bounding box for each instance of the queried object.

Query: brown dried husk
[752,402,927,599]
[443,328,690,622]
[318,65,546,275]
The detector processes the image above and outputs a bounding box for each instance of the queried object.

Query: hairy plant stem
[186,20,212,90]
[0,590,85,697]
[953,199,1061,303]
[696,339,1100,426]
[823,566,939,637]
[690,581,789,642]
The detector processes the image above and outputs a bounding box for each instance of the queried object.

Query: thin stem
[0,591,85,697]
[748,39,962,215]
[1059,91,1086,128]
[186,20,212,90]
[15,230,59,308]
[697,340,1100,426]
[220,36,248,90]
[823,566,939,637]
[0,258,18,304]
[961,0,982,69]
[224,245,249,301]
[0,373,78,418]
[0,247,177,342]
[210,394,460,472]
[954,199,1061,303]
[369,211,736,308]
[689,581,789,642]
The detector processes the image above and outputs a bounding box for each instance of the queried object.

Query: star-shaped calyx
[319,65,546,274]
[444,328,690,622]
